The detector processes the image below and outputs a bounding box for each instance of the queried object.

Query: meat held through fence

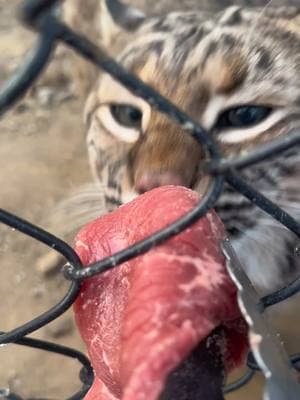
[73,186,248,400]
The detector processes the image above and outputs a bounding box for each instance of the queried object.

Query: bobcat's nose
[135,172,185,194]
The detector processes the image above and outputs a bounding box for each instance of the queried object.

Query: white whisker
[244,0,274,50]
[46,183,107,238]
[234,224,283,258]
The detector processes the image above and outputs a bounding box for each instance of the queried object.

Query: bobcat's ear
[263,7,300,36]
[287,10,300,36]
[100,0,145,45]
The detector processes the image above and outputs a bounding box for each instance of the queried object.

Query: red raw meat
[73,186,248,400]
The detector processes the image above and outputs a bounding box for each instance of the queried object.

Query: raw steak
[73,186,248,400]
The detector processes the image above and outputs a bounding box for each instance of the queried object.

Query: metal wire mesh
[0,0,300,398]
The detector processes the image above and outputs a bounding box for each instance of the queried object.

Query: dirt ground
[0,0,90,397]
[0,1,299,399]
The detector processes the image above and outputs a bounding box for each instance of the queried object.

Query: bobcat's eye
[217,105,272,129]
[110,104,142,129]
[97,102,148,143]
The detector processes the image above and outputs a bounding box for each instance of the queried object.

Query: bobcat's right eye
[110,104,142,129]
[97,103,146,143]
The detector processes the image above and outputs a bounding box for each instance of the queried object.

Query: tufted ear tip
[219,6,243,26]
[105,0,145,31]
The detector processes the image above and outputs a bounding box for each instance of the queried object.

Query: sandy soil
[0,1,299,399]
[0,1,91,397]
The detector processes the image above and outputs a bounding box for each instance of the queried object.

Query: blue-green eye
[217,106,272,129]
[110,104,142,129]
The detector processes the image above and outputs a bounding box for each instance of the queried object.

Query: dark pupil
[218,106,271,129]
[110,104,142,128]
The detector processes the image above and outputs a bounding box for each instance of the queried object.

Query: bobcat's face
[85,3,300,291]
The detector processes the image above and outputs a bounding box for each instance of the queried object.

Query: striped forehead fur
[118,8,300,59]
[115,7,300,108]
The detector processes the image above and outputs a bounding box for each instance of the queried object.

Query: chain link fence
[0,0,300,398]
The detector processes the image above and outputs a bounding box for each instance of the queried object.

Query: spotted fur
[64,0,300,294]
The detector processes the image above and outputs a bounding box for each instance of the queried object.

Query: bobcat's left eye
[217,105,272,129]
[110,104,143,129]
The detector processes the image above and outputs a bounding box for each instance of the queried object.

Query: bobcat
[58,0,300,294]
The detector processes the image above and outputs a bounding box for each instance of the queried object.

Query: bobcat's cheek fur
[80,1,300,293]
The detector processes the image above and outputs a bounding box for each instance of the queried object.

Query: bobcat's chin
[121,172,209,205]
[121,190,139,204]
